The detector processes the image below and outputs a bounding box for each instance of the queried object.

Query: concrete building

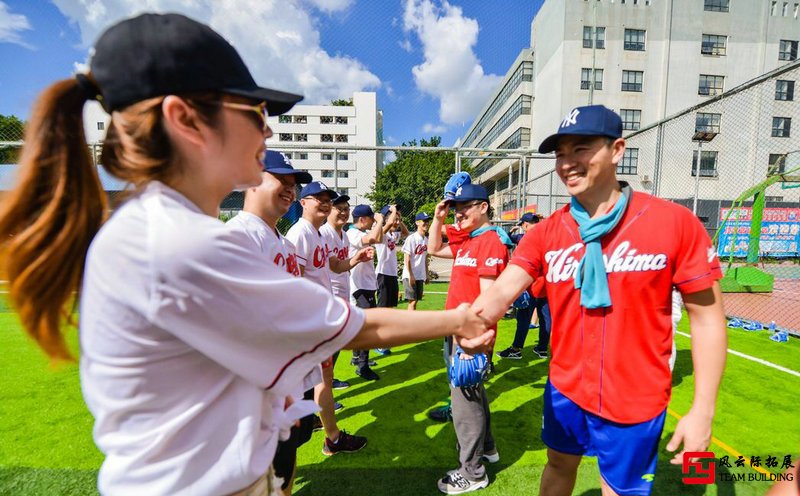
[267,91,383,204]
[462,0,800,216]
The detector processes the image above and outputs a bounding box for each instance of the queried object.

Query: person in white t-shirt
[374,204,407,355]
[287,182,374,458]
[402,212,432,311]
[347,204,387,381]
[226,149,316,494]
[0,13,494,496]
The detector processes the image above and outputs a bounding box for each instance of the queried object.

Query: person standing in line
[498,213,552,360]
[285,181,373,457]
[0,13,494,495]
[428,185,513,494]
[470,105,727,496]
[226,150,315,493]
[347,204,396,380]
[374,204,409,355]
[402,212,431,311]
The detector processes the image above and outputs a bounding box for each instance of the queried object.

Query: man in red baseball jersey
[471,105,727,496]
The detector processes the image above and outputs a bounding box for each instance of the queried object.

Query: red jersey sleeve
[509,223,545,281]
[475,232,509,278]
[672,206,723,294]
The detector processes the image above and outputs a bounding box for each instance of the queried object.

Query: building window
[320,116,333,124]
[294,152,308,160]
[335,134,348,143]
[321,134,333,142]
[337,170,349,178]
[772,117,792,137]
[337,153,348,161]
[704,0,729,12]
[335,116,348,124]
[769,153,787,174]
[698,75,724,96]
[279,115,292,123]
[783,1,790,16]
[582,26,605,49]
[696,112,722,133]
[97,122,105,131]
[624,29,646,51]
[294,133,307,142]
[293,115,307,124]
[279,133,293,141]
[701,34,727,55]
[580,68,603,90]
[322,170,334,178]
[620,109,642,131]
[618,148,638,175]
[321,153,333,160]
[779,40,798,61]
[692,151,719,177]
[621,70,643,92]
[776,80,795,101]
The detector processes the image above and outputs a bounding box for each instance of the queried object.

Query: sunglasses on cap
[221,101,269,133]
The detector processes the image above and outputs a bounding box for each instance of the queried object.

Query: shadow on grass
[0,466,99,496]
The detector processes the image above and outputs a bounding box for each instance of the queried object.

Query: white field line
[676,330,800,378]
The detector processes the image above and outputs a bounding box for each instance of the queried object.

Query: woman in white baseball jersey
[0,13,491,496]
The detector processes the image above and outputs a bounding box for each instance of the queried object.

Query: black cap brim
[225,86,304,116]
[333,195,351,204]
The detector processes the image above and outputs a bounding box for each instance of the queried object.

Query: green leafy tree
[367,136,467,222]
[330,98,353,106]
[0,114,25,164]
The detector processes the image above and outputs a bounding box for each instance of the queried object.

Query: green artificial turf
[1,282,798,495]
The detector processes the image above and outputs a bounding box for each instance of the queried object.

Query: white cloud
[398,38,412,52]
[51,0,380,104]
[403,0,502,125]
[422,122,447,134]
[0,1,32,47]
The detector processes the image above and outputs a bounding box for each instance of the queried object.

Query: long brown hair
[0,77,222,361]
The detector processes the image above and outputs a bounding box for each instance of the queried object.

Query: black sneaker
[497,346,522,360]
[322,430,367,456]
[428,404,452,422]
[350,357,377,367]
[356,366,380,381]
[437,470,488,494]
[332,378,350,389]
[312,415,323,432]
[334,401,344,412]
[533,348,548,359]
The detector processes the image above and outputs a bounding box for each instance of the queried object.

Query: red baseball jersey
[446,230,510,327]
[511,192,722,423]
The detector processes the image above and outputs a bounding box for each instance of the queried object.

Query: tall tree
[0,114,25,164]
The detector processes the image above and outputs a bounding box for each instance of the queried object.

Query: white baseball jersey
[375,230,401,276]
[402,232,429,281]
[320,222,350,299]
[227,211,301,277]
[285,217,332,291]
[79,181,364,496]
[347,227,378,292]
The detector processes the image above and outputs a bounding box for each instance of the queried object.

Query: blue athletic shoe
[374,348,392,356]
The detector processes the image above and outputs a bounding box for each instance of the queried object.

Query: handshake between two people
[451,302,498,355]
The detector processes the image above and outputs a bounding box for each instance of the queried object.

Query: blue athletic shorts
[542,380,666,495]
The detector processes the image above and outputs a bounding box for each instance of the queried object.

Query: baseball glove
[448,346,488,388]
[512,290,532,309]
[443,172,472,200]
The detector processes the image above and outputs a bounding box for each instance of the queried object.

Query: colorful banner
[501,204,537,221]
[717,207,800,257]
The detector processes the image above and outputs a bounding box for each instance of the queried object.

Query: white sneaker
[437,470,489,494]
[482,448,500,463]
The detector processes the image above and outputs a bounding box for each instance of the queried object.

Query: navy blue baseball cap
[518,212,536,225]
[300,181,337,199]
[352,204,374,219]
[415,212,432,221]
[448,184,489,203]
[262,151,312,183]
[538,105,623,154]
[333,193,350,205]
[379,205,392,216]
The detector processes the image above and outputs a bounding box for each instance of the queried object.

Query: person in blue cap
[374,204,408,355]
[470,105,727,496]
[428,184,514,494]
[402,212,432,311]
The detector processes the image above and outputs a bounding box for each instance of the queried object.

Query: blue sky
[0,0,543,146]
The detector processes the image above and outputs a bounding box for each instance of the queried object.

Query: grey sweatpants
[450,380,495,480]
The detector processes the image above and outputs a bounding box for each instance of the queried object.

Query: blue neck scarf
[469,225,515,247]
[570,186,631,308]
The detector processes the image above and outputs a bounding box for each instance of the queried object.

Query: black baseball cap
[89,13,303,114]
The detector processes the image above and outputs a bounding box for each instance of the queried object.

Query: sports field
[1,283,798,495]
